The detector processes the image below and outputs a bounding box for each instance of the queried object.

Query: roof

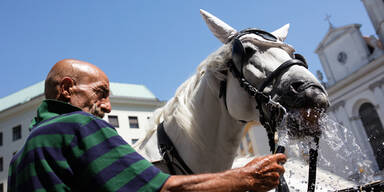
[363,36,384,50]
[109,82,157,100]
[0,81,45,113]
[0,81,158,113]
[315,24,361,53]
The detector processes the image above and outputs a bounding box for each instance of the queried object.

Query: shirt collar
[30,99,82,129]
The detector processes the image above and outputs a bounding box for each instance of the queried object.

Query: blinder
[232,38,245,75]
[231,28,279,77]
[234,28,279,42]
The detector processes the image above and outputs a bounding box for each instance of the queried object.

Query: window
[359,102,384,170]
[131,138,139,145]
[367,44,374,54]
[337,51,347,64]
[0,132,2,146]
[12,125,22,141]
[129,116,139,128]
[0,157,3,172]
[0,183,3,192]
[108,115,119,128]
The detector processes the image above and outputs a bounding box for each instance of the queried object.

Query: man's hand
[161,154,286,192]
[243,154,286,192]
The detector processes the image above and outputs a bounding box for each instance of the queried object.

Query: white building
[315,0,384,178]
[0,81,164,192]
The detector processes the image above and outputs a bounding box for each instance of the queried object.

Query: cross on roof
[325,14,334,29]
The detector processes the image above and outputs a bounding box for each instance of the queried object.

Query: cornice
[327,55,384,96]
[0,95,44,120]
[368,77,384,90]
[328,100,345,112]
[110,96,165,107]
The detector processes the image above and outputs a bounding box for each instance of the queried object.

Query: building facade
[315,0,384,178]
[0,81,164,192]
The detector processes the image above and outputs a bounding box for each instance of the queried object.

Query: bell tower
[362,0,384,45]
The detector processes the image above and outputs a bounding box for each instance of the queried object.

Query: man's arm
[160,154,286,192]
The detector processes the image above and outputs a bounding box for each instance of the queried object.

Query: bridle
[224,28,309,152]
[223,28,319,192]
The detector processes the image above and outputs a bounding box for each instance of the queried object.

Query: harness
[156,28,320,192]
[157,122,194,175]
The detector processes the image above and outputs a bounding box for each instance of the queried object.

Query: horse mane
[135,43,233,150]
[155,43,232,128]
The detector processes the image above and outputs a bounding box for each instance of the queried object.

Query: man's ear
[59,77,75,102]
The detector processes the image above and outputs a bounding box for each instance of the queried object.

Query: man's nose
[100,97,112,113]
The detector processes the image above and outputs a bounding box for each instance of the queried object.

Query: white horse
[135,9,353,190]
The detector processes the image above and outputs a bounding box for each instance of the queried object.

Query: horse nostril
[290,81,305,93]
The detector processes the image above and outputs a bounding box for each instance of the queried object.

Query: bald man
[8,59,286,192]
[44,59,112,118]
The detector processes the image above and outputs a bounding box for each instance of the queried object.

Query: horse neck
[164,71,245,173]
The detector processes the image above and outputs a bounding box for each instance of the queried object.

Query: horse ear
[271,23,290,42]
[232,38,245,73]
[200,9,237,44]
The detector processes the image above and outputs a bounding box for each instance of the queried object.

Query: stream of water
[276,110,383,191]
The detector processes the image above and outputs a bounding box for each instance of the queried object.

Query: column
[369,78,384,123]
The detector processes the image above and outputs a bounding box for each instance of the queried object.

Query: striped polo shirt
[8,99,169,192]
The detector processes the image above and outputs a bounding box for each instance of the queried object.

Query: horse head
[201,10,329,142]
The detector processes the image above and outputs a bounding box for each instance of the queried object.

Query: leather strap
[259,58,307,92]
[157,122,194,175]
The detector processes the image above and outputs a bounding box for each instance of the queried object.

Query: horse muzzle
[279,81,329,110]
[274,81,329,138]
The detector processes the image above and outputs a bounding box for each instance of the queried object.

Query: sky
[0,0,376,101]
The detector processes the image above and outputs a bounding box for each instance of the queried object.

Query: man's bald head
[44,59,111,117]
[45,59,106,99]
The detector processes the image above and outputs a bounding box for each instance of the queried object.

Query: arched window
[359,102,384,170]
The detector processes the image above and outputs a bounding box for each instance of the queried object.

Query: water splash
[316,115,378,184]
[276,110,382,191]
